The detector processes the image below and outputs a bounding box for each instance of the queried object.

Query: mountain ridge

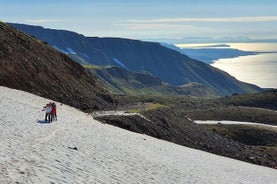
[8,23,262,96]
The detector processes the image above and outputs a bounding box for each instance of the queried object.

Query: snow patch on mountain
[195,120,277,129]
[82,53,89,59]
[66,48,76,55]
[112,58,128,69]
[52,45,68,54]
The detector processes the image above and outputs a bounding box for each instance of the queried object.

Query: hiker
[42,103,52,123]
[51,102,57,121]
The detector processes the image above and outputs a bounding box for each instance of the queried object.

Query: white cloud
[114,16,277,39]
[125,16,277,23]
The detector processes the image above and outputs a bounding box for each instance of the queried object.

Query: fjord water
[179,43,277,89]
[213,43,277,89]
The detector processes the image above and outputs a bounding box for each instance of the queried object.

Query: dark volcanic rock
[0,21,115,111]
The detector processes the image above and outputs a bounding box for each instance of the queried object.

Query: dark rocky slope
[0,22,115,111]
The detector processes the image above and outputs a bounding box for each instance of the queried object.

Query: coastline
[176,43,277,89]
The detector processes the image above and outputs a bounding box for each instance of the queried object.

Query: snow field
[0,86,276,184]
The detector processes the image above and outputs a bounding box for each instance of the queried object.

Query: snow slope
[0,86,276,184]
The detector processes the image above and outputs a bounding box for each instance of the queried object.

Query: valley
[0,21,276,183]
[1,0,277,183]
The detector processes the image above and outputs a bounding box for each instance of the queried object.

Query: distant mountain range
[8,23,262,96]
[161,43,258,64]
[146,36,277,44]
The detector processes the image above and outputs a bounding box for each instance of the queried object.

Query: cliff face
[9,23,262,96]
[0,22,115,111]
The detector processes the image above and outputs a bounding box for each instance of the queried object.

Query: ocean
[178,43,277,89]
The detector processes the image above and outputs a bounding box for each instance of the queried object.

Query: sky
[1,0,277,40]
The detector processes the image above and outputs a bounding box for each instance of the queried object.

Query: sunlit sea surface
[178,43,277,89]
